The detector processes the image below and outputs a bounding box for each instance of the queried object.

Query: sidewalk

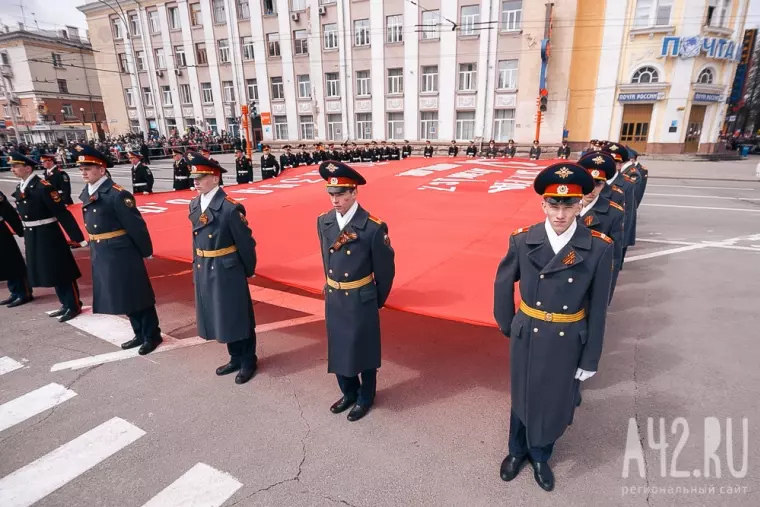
[642,157,760,182]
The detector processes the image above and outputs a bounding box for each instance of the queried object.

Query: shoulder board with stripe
[112,184,125,192]
[512,226,530,236]
[318,211,328,217]
[590,230,613,244]
[39,179,51,186]
[609,201,624,212]
[368,215,383,225]
[623,174,635,182]
[612,185,625,194]
[225,196,239,205]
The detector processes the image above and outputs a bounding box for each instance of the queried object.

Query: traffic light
[539,89,548,112]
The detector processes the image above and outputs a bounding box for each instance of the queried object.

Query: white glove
[79,241,88,247]
[575,368,596,381]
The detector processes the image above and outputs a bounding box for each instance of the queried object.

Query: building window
[62,104,74,117]
[292,0,306,11]
[460,5,480,36]
[327,114,342,140]
[51,53,63,68]
[294,30,308,55]
[420,111,438,140]
[201,82,213,103]
[190,3,202,26]
[387,112,404,140]
[129,12,141,36]
[324,23,338,49]
[247,79,259,100]
[162,85,172,105]
[125,88,135,107]
[387,68,403,95]
[422,10,440,40]
[297,75,311,99]
[421,66,438,93]
[274,115,288,139]
[355,19,371,46]
[268,33,281,57]
[143,87,154,106]
[136,50,146,71]
[456,111,476,140]
[500,1,522,31]
[180,84,192,104]
[707,0,731,27]
[175,46,186,67]
[166,118,177,131]
[148,10,161,33]
[236,37,252,62]
[58,79,69,94]
[356,70,370,96]
[356,113,372,139]
[493,109,515,141]
[237,0,250,19]
[271,76,284,99]
[631,66,659,84]
[207,118,218,134]
[111,16,123,39]
[326,72,340,97]
[168,6,181,29]
[300,115,315,139]
[212,0,226,23]
[387,15,403,43]
[697,68,714,84]
[196,43,208,65]
[634,0,674,28]
[497,60,518,89]
[118,53,129,73]
[458,63,477,91]
[155,48,166,69]
[218,39,230,63]
[263,0,277,16]
[223,81,235,102]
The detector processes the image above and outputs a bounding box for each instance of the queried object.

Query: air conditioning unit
[156,70,163,77]
[291,12,300,22]
[318,6,327,15]
[174,68,182,76]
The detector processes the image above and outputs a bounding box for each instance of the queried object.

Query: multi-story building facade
[0,24,107,144]
[79,0,577,144]
[80,0,748,153]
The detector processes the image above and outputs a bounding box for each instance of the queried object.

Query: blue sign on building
[618,92,662,102]
[660,36,741,61]
[693,92,722,102]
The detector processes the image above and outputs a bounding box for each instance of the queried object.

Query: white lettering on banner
[280,177,323,184]
[259,184,299,189]
[137,204,169,214]
[418,168,502,193]
[397,163,461,177]
[488,169,542,194]
[231,189,275,195]
[164,198,194,205]
[463,160,540,169]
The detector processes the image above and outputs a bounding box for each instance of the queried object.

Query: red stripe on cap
[76,155,106,167]
[543,183,584,198]
[325,176,357,187]
[191,165,221,176]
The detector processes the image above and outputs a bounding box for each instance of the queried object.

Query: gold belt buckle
[544,313,554,322]
[195,248,203,257]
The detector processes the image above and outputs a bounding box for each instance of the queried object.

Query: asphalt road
[1,158,759,506]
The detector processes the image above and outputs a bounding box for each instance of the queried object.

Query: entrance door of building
[684,105,706,153]
[619,104,653,154]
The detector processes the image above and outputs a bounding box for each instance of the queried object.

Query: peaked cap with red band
[318,160,366,190]
[73,144,108,168]
[186,151,227,177]
[533,162,594,198]
[601,142,630,163]
[578,152,616,181]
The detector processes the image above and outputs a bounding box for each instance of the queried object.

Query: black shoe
[58,308,81,323]
[330,396,356,414]
[7,296,33,308]
[347,404,370,422]
[49,307,66,318]
[121,337,143,350]
[138,337,162,356]
[216,362,241,376]
[235,366,256,385]
[529,459,555,492]
[500,454,528,482]
[0,295,15,305]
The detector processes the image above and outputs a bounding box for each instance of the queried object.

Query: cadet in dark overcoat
[623,146,647,207]
[9,152,86,322]
[401,141,412,158]
[557,141,571,159]
[388,143,401,160]
[235,148,253,184]
[187,152,258,385]
[578,153,625,300]
[529,140,542,160]
[74,144,163,355]
[448,140,459,157]
[423,141,434,158]
[0,190,33,307]
[41,153,73,205]
[279,145,298,173]
[494,163,614,492]
[260,145,280,179]
[299,145,314,166]
[466,142,477,157]
[602,143,637,260]
[504,140,516,158]
[317,161,395,422]
[129,151,154,194]
[350,143,362,163]
[172,148,192,190]
[361,143,374,162]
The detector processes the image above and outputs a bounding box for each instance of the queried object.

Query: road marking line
[625,244,708,262]
[627,233,760,262]
[636,238,760,253]
[648,184,755,191]
[640,203,760,213]
[0,417,144,507]
[140,463,242,507]
[645,193,760,201]
[0,356,24,375]
[249,285,324,316]
[0,383,77,433]
[52,308,135,347]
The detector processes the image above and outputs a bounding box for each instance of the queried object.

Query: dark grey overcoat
[580,196,625,299]
[494,223,614,447]
[0,191,26,282]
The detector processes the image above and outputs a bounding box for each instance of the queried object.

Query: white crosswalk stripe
[0,383,77,432]
[0,417,145,507]
[0,356,24,375]
[141,463,242,507]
